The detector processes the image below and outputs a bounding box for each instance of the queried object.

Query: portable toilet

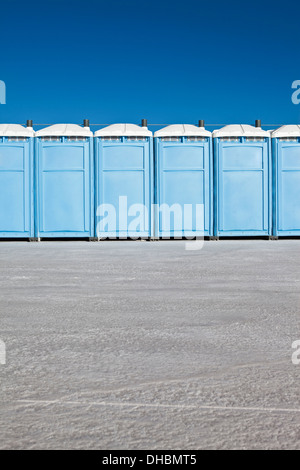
[213,122,272,237]
[272,125,300,236]
[94,120,153,239]
[154,121,213,238]
[35,121,94,239]
[0,122,34,239]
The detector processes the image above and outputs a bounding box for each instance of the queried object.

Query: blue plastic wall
[95,137,153,238]
[0,137,34,238]
[272,138,300,236]
[35,137,94,238]
[155,137,213,237]
[214,137,272,237]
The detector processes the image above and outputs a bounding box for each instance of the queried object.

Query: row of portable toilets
[0,119,300,240]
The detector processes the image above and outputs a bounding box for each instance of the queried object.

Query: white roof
[213,125,270,138]
[35,124,93,137]
[0,124,34,137]
[94,123,152,137]
[272,125,300,138]
[154,124,211,137]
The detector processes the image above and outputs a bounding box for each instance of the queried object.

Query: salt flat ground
[0,240,300,450]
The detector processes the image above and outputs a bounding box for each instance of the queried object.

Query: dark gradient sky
[0,0,300,131]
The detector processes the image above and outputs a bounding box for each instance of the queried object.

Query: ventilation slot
[161,137,181,142]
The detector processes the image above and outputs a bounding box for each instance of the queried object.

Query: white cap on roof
[94,123,152,137]
[35,124,93,137]
[154,124,211,138]
[272,125,300,138]
[213,124,270,138]
[0,124,34,137]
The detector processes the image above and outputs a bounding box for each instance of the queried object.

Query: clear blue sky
[0,0,300,131]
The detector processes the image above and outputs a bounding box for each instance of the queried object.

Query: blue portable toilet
[35,122,94,239]
[94,122,153,239]
[154,123,213,238]
[272,125,300,236]
[213,123,272,237]
[0,123,34,239]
